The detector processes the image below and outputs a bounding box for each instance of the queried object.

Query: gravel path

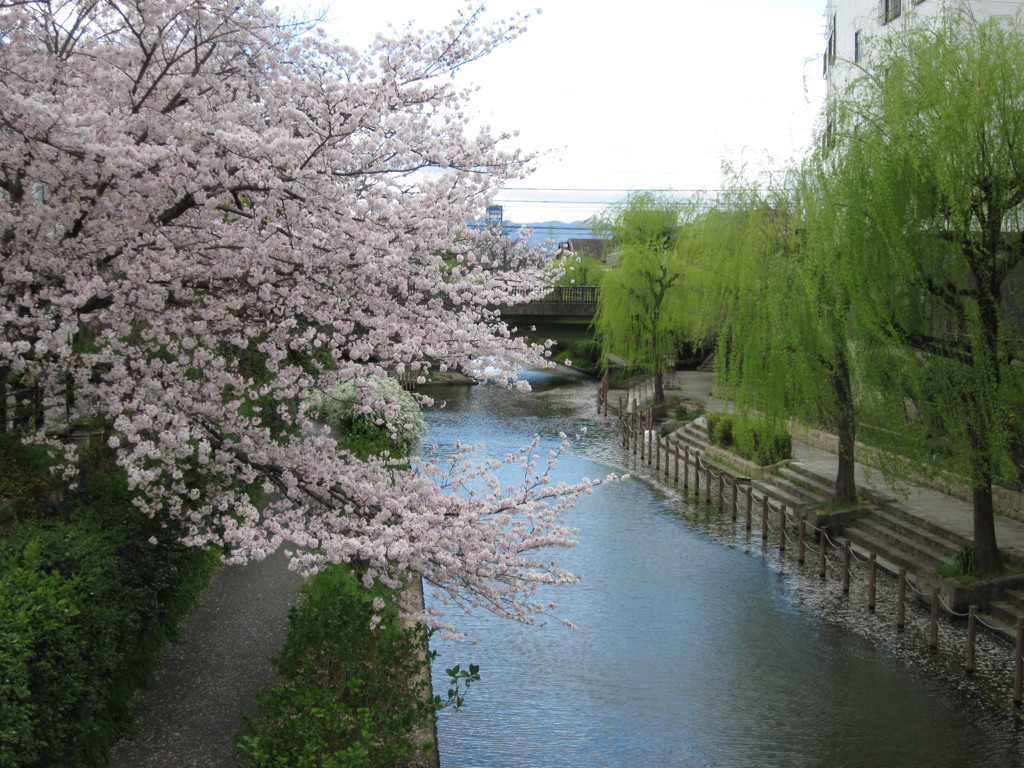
[106,549,302,768]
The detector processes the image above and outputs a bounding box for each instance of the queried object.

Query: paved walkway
[106,549,301,768]
[660,369,1024,566]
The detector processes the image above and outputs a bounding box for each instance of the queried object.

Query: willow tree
[592,192,700,404]
[827,8,1024,572]
[696,167,859,505]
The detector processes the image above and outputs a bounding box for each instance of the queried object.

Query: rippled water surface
[422,370,1024,768]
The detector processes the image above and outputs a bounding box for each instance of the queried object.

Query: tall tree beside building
[827,8,1024,572]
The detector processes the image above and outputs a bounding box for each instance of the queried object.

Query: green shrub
[0,465,217,768]
[706,413,792,467]
[237,565,439,768]
[706,412,735,447]
[0,437,62,517]
[0,540,86,768]
[734,420,792,466]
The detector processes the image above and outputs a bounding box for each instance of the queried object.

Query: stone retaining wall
[788,422,1024,523]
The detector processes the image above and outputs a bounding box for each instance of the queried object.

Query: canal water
[422,368,1024,768]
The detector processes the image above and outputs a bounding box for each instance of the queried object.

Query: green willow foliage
[693,169,860,503]
[823,7,1024,569]
[592,192,706,402]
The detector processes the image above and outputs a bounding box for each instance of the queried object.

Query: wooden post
[966,606,978,677]
[868,554,877,612]
[632,412,638,456]
[731,481,738,522]
[778,505,786,552]
[745,487,753,531]
[897,569,906,632]
[1015,617,1024,708]
[842,541,851,595]
[673,440,679,485]
[929,588,940,654]
[655,430,661,469]
[694,458,700,500]
[818,527,828,580]
[640,421,646,462]
[705,468,712,505]
[761,496,769,542]
[717,473,724,511]
[683,446,690,490]
[798,520,806,565]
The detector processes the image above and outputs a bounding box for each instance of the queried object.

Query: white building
[824,0,1024,95]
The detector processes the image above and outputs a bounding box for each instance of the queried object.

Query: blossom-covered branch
[0,0,588,627]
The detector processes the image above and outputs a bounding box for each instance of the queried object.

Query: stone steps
[843,507,965,576]
[764,465,835,507]
[670,419,964,586]
[984,590,1024,633]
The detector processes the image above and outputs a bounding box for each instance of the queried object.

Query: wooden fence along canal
[599,388,1024,713]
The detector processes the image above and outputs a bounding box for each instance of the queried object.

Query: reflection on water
[422,372,1024,768]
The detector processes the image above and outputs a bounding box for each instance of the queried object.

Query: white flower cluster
[309,376,427,451]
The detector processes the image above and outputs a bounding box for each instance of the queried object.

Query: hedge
[236,565,438,768]
[0,468,217,768]
[705,413,792,467]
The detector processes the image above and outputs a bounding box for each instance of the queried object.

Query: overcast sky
[278,0,829,222]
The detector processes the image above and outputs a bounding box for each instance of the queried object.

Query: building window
[882,0,902,23]
[854,31,864,63]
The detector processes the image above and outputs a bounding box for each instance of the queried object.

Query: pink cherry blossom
[0,0,600,632]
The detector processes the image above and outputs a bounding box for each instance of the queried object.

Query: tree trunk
[972,475,1002,574]
[834,415,857,505]
[830,342,858,505]
[653,370,665,405]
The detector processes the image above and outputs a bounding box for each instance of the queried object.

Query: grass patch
[810,498,869,514]
[672,401,704,422]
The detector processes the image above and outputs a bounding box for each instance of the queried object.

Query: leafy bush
[706,412,735,447]
[554,339,602,372]
[733,420,792,467]
[0,466,217,768]
[0,540,85,768]
[706,413,791,467]
[238,565,445,768]
[0,436,61,517]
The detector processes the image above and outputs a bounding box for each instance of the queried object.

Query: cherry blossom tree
[0,0,605,631]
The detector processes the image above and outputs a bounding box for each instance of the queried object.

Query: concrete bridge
[496,286,599,341]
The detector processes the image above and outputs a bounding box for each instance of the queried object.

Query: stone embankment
[625,368,1024,642]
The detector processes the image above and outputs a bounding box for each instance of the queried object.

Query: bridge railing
[503,285,599,304]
